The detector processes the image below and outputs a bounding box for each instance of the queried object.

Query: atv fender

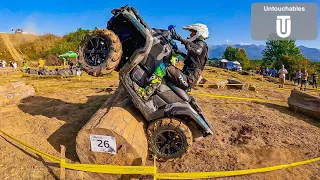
[164,103,214,136]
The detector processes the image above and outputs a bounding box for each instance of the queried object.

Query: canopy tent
[233,61,240,65]
[59,51,78,59]
[220,59,229,63]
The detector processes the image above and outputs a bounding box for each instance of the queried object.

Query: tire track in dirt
[0,33,24,63]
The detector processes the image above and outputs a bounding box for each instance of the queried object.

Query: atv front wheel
[147,118,193,161]
[78,28,122,76]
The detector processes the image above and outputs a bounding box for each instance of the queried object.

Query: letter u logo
[276,16,291,38]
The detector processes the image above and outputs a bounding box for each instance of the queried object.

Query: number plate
[89,134,117,154]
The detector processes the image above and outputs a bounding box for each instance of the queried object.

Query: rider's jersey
[176,36,208,87]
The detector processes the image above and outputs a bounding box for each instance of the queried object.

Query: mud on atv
[78,4,214,161]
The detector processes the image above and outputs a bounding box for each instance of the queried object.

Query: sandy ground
[0,68,319,180]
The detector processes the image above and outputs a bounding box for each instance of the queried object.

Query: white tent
[233,61,240,65]
[220,59,229,63]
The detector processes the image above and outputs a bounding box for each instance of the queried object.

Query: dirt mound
[0,81,35,106]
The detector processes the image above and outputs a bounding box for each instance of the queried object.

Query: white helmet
[182,23,209,42]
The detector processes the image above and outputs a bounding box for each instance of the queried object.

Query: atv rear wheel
[78,28,122,76]
[147,118,193,161]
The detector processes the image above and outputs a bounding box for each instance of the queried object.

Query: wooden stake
[60,145,66,180]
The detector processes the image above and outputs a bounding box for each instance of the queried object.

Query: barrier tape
[34,85,118,89]
[1,130,319,179]
[155,156,320,179]
[0,130,155,175]
[32,85,284,102]
[188,92,285,103]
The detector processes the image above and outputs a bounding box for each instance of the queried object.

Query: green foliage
[262,39,301,67]
[223,46,251,70]
[248,59,263,70]
[261,39,316,78]
[223,46,237,60]
[44,28,89,58]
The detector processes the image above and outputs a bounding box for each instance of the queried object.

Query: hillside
[0,28,88,66]
[207,44,320,62]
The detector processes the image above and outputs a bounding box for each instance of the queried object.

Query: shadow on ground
[255,102,320,128]
[18,94,110,161]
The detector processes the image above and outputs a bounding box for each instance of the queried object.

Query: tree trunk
[76,85,148,180]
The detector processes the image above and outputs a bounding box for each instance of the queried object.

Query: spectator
[38,58,45,70]
[312,71,318,89]
[295,70,302,85]
[12,61,17,69]
[9,61,13,68]
[23,59,28,73]
[300,68,308,91]
[271,68,277,78]
[278,65,288,88]
[2,59,6,68]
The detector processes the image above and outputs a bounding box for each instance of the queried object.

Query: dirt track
[0,69,319,180]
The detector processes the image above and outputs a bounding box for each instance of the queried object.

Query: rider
[135,23,209,100]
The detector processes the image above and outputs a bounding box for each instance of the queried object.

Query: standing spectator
[9,61,13,68]
[272,68,277,78]
[312,71,318,89]
[38,58,45,70]
[295,70,302,85]
[23,59,28,73]
[12,61,17,69]
[2,59,6,68]
[300,68,308,91]
[278,65,288,88]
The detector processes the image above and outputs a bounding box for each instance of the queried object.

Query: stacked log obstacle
[25,68,81,77]
[0,81,35,107]
[76,85,148,180]
[288,89,320,120]
[227,79,249,90]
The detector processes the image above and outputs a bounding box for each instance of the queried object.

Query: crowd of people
[257,65,318,90]
[1,59,18,69]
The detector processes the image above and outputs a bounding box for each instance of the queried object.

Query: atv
[78,5,214,161]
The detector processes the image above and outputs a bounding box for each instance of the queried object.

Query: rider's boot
[134,63,167,100]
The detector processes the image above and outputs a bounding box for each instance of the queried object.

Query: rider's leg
[166,65,191,90]
[135,63,167,100]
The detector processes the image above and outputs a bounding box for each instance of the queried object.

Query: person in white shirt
[2,60,6,68]
[278,64,288,88]
[12,61,17,68]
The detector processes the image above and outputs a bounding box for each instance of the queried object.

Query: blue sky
[0,0,319,48]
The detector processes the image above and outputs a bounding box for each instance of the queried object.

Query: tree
[262,39,301,67]
[223,46,251,70]
[236,48,250,70]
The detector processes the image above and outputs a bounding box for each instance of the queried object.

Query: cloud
[226,39,231,43]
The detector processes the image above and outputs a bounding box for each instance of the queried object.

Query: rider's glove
[171,30,183,41]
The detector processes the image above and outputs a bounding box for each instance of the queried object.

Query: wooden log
[76,85,148,180]
[0,81,35,107]
[227,79,246,90]
[215,80,228,89]
[288,89,320,120]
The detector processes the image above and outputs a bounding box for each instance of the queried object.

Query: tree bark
[288,89,320,120]
[76,85,148,180]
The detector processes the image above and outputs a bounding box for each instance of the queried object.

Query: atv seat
[167,81,191,102]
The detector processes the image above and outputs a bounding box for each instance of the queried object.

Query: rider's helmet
[182,23,209,42]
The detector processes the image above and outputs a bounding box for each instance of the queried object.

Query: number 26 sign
[89,134,117,154]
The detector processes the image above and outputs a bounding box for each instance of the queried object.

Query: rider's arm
[182,40,206,56]
[174,49,187,58]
